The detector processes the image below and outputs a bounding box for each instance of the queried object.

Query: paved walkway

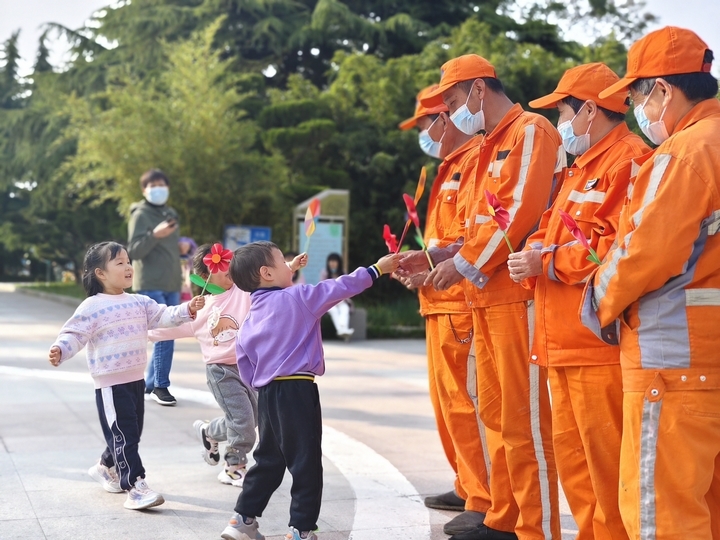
[0,286,576,539]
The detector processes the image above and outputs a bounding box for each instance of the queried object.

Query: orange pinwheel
[303,198,321,252]
[484,190,513,252]
[558,210,602,265]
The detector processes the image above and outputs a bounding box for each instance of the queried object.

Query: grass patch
[22,282,86,299]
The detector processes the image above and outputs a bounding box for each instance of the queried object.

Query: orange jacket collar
[671,98,720,137]
[573,122,632,170]
[485,103,524,142]
[443,135,479,163]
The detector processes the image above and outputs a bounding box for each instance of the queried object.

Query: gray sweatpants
[205,363,258,467]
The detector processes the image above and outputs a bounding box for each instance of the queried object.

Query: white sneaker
[221,513,265,540]
[218,464,247,487]
[285,527,317,540]
[193,419,220,465]
[88,461,123,493]
[123,476,165,510]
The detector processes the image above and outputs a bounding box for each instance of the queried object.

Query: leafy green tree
[62,19,290,246]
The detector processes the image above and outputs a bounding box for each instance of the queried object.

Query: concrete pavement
[0,286,577,539]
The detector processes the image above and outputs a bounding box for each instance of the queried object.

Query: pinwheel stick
[413,228,435,270]
[502,232,514,253]
[395,219,412,254]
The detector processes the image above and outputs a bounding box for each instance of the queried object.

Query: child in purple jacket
[220,241,398,540]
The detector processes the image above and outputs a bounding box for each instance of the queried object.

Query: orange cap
[420,55,497,107]
[529,63,629,114]
[398,85,450,130]
[599,26,712,99]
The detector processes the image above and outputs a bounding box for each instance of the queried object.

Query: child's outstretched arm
[50,305,96,366]
[296,253,399,318]
[143,295,205,330]
[288,253,308,272]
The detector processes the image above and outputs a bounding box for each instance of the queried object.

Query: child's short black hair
[82,241,127,297]
[230,241,280,293]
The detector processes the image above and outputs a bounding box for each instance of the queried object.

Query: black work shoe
[450,524,518,540]
[424,490,466,511]
[151,387,177,406]
[443,510,487,535]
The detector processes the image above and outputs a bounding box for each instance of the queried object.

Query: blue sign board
[224,225,272,250]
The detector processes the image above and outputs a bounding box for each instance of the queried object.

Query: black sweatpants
[235,379,323,531]
[95,379,146,491]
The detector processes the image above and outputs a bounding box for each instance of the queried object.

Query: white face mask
[557,102,592,156]
[633,83,669,146]
[145,186,169,206]
[450,84,485,135]
[418,116,443,158]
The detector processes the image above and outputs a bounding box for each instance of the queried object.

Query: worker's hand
[395,271,428,290]
[376,253,400,276]
[397,250,432,276]
[188,295,206,316]
[48,346,62,366]
[289,253,308,272]
[425,259,464,291]
[507,250,542,283]
[152,219,178,239]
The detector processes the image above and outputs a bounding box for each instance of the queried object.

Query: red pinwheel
[558,210,602,264]
[403,193,420,227]
[485,190,510,231]
[203,243,233,274]
[383,224,398,253]
[484,190,513,252]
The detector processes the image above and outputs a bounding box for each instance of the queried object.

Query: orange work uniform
[582,99,720,540]
[451,104,565,539]
[418,137,492,514]
[524,123,650,540]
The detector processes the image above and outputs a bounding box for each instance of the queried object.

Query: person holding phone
[127,169,183,406]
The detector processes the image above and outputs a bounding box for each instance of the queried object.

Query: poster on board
[298,220,344,285]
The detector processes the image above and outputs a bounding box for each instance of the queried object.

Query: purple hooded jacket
[236,267,379,389]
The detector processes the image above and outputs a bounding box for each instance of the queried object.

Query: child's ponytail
[82,242,126,297]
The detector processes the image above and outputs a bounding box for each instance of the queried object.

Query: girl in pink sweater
[49,242,205,511]
[149,243,307,487]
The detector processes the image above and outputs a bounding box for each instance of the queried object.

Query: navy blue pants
[235,380,323,531]
[95,379,146,491]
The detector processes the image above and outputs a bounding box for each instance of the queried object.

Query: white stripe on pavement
[323,425,430,540]
[0,365,433,540]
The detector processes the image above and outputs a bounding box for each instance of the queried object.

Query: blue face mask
[449,86,485,135]
[633,84,669,146]
[145,186,169,206]
[418,117,443,158]
[557,102,591,156]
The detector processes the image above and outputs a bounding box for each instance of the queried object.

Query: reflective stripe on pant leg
[526,300,553,538]
[639,398,662,540]
[529,363,553,539]
[101,387,131,489]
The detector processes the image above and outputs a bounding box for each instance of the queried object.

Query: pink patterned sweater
[52,292,194,388]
